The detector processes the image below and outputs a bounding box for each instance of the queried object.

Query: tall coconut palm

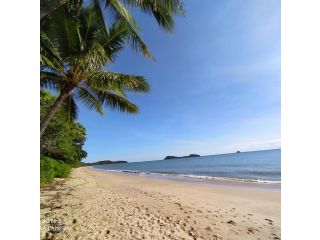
[40,0,185,135]
[40,5,150,136]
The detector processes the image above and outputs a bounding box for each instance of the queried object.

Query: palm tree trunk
[40,90,71,136]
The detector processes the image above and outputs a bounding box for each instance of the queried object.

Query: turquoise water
[93,149,281,183]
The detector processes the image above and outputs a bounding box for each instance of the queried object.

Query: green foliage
[53,160,72,178]
[40,156,72,184]
[41,90,87,165]
[40,156,55,184]
[40,5,150,127]
[41,0,185,63]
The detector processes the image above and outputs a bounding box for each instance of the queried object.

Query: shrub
[40,157,55,184]
[40,156,72,184]
[53,160,71,178]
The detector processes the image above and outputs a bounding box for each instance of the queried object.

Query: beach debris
[45,232,50,238]
[212,234,223,240]
[72,219,77,224]
[40,203,52,209]
[227,220,236,225]
[247,227,254,234]
[53,204,62,209]
[265,218,273,225]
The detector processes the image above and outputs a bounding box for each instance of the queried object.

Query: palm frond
[87,70,150,93]
[40,71,64,90]
[75,87,104,114]
[75,42,109,70]
[40,31,63,69]
[98,22,128,61]
[101,0,154,60]
[92,0,109,32]
[40,0,68,19]
[74,6,127,67]
[104,0,141,31]
[42,3,82,60]
[122,0,185,32]
[125,24,154,60]
[97,91,139,114]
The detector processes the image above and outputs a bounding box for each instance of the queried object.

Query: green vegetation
[41,90,87,165]
[82,160,128,166]
[40,156,72,184]
[41,90,86,184]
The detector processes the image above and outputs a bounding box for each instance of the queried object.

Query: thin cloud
[222,139,281,153]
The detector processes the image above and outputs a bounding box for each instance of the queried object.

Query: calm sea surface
[93,149,281,183]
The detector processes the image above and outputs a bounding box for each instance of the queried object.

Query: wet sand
[40,167,280,240]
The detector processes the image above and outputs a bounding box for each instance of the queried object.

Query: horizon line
[83,147,281,164]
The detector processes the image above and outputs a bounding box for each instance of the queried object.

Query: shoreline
[41,167,281,239]
[91,167,281,192]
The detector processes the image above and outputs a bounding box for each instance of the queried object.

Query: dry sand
[40,167,280,240]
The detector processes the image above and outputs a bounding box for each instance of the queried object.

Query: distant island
[164,154,200,160]
[82,160,127,166]
[236,151,241,153]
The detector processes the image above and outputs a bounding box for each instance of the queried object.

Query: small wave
[178,174,280,184]
[94,168,280,184]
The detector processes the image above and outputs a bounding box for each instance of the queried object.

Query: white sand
[41,167,280,240]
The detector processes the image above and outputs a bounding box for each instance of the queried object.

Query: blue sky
[80,0,281,162]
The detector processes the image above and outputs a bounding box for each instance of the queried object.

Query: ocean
[93,149,281,184]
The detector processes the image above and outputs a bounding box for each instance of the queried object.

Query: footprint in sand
[265,218,273,225]
[227,220,236,225]
[205,226,212,231]
[212,234,223,240]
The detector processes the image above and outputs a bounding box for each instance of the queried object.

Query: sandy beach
[40,167,280,240]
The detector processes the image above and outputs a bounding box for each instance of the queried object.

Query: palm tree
[40,0,185,135]
[40,5,150,136]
